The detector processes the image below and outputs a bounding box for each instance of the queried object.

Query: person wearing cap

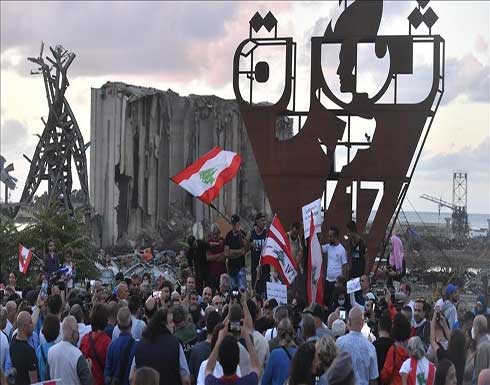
[444,284,460,330]
[250,212,269,295]
[224,214,249,290]
[474,294,490,317]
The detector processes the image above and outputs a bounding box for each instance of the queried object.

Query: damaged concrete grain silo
[90,82,292,248]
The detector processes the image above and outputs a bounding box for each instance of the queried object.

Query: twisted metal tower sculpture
[18,43,90,217]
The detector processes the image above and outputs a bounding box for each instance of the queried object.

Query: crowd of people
[0,214,489,385]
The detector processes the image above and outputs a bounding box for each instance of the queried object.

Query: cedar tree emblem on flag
[171,147,241,205]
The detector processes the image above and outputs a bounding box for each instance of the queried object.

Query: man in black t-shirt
[250,212,268,295]
[10,311,38,385]
[224,214,249,290]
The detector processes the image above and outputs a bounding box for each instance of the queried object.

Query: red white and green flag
[260,215,298,286]
[171,147,241,205]
[18,244,33,274]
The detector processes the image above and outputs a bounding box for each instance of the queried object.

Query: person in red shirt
[207,223,226,292]
[80,304,111,385]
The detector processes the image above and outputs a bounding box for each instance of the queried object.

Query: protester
[174,305,199,360]
[132,366,160,385]
[444,284,460,330]
[381,313,411,385]
[189,309,221,384]
[36,313,60,381]
[112,295,146,341]
[245,299,269,379]
[224,215,249,290]
[302,313,318,343]
[326,350,355,385]
[134,307,190,385]
[43,239,60,276]
[345,220,366,279]
[262,318,297,385]
[287,341,317,385]
[373,314,394,371]
[250,212,268,295]
[322,226,348,306]
[288,222,306,302]
[105,307,137,385]
[337,307,379,385]
[80,303,111,385]
[399,336,436,385]
[434,359,457,385]
[413,298,431,350]
[473,314,490,381]
[204,320,260,385]
[48,315,93,385]
[443,329,467,385]
[207,224,227,292]
[9,311,38,385]
[430,300,451,361]
[0,307,9,373]
[316,335,339,385]
[307,303,331,339]
[332,319,346,340]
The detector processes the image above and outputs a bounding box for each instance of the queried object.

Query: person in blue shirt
[105,306,138,385]
[262,318,297,385]
[36,314,60,381]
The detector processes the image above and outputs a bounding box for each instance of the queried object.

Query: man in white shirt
[322,226,348,307]
[0,307,10,372]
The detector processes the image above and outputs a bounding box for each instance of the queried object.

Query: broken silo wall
[90,82,292,248]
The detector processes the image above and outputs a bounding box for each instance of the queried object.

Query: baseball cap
[365,292,376,302]
[255,212,265,221]
[445,283,459,297]
[231,214,240,225]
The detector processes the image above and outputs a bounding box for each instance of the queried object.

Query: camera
[153,290,161,299]
[339,310,346,321]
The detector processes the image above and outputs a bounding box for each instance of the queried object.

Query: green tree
[0,205,98,286]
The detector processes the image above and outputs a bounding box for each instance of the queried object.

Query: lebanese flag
[18,244,33,274]
[307,213,324,304]
[260,215,298,286]
[171,147,241,205]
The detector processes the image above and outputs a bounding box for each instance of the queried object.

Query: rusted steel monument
[17,44,90,217]
[233,0,444,271]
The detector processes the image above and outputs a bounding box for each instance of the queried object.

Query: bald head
[5,301,17,321]
[61,315,79,343]
[478,369,490,385]
[348,307,364,332]
[474,315,488,338]
[17,311,33,337]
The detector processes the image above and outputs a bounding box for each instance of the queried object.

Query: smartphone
[339,310,346,320]
[153,290,162,299]
[229,321,242,333]
[41,280,49,298]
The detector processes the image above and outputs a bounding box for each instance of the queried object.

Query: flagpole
[209,203,232,225]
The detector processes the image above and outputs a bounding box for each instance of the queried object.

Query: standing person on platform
[322,226,348,307]
[207,224,226,293]
[288,222,305,302]
[250,213,268,295]
[43,239,60,276]
[345,220,366,279]
[224,215,248,290]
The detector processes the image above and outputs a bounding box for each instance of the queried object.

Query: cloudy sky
[1,1,489,217]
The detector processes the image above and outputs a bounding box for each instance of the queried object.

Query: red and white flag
[307,212,324,304]
[171,147,241,205]
[18,244,33,274]
[260,215,298,286]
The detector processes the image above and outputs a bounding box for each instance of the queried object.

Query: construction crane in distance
[420,194,469,239]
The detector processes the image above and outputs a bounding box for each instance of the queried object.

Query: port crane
[420,194,468,239]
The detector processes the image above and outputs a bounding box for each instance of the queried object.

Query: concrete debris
[90,82,293,248]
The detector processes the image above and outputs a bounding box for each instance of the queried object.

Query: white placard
[346,277,361,294]
[302,198,323,238]
[266,282,288,305]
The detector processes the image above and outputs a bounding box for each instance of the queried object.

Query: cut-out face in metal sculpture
[233,1,444,271]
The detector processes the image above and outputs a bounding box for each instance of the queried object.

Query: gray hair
[117,306,132,329]
[0,306,7,326]
[210,223,221,234]
[407,336,426,360]
[61,315,78,341]
[69,304,84,323]
[220,273,231,286]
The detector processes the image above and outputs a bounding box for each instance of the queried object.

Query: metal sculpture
[233,0,444,271]
[18,44,90,217]
[0,155,17,204]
